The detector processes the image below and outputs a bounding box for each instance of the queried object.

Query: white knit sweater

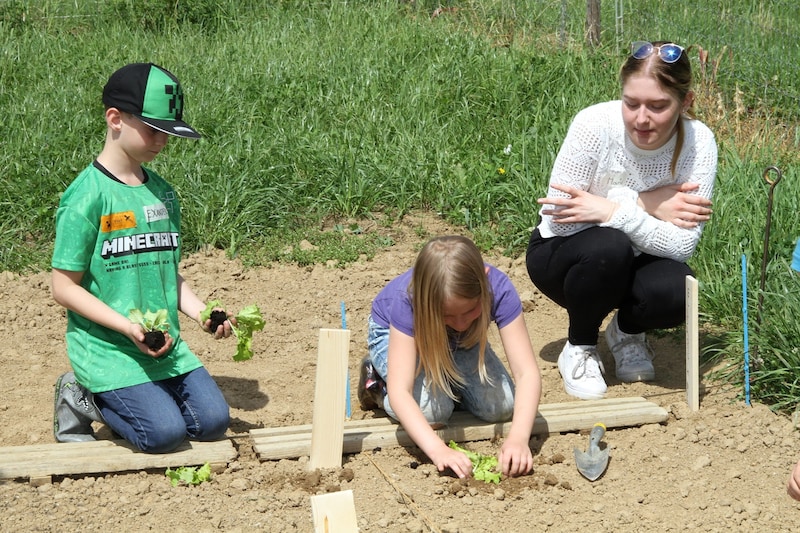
[536,100,718,262]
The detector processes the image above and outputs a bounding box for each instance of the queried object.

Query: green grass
[1,0,799,411]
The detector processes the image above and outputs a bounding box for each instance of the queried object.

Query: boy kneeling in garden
[51,63,235,453]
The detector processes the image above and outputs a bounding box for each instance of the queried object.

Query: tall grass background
[1,0,799,410]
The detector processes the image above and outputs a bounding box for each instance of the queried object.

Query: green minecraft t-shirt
[52,161,202,392]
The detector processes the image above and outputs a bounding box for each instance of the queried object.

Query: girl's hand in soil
[498,436,533,477]
[429,443,474,479]
[200,308,237,339]
[128,322,174,358]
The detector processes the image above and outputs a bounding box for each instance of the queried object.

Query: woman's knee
[577,228,633,270]
[629,257,693,322]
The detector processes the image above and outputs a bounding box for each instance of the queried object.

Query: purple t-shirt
[370,264,523,339]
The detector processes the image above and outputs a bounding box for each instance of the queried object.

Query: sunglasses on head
[630,41,685,63]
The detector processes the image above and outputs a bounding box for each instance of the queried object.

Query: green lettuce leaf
[128,308,169,331]
[448,440,501,484]
[165,462,212,486]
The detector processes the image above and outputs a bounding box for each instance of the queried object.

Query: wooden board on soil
[0,438,237,484]
[251,396,669,461]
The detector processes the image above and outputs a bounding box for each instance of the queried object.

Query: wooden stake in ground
[685,275,700,411]
[308,328,350,470]
[310,489,359,533]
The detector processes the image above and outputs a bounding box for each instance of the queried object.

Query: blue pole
[742,254,751,406]
[341,301,351,418]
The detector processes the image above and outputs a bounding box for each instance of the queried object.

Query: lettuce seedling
[448,440,502,484]
[201,301,266,361]
[165,462,212,487]
[128,308,169,350]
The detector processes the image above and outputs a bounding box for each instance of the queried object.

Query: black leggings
[526,226,693,346]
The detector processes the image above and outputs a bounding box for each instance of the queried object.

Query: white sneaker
[557,342,607,400]
[605,312,655,382]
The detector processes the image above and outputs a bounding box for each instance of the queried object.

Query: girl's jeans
[95,366,230,453]
[367,316,515,426]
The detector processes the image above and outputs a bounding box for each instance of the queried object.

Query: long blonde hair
[410,235,493,399]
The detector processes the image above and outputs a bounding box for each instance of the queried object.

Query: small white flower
[504,144,512,155]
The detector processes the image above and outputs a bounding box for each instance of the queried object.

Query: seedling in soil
[200,300,266,361]
[448,440,502,484]
[165,462,212,487]
[128,308,169,351]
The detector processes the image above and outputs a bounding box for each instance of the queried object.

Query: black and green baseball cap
[102,63,201,139]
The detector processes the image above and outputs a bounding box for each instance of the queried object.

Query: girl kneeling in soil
[361,235,542,479]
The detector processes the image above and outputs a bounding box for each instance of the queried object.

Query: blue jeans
[94,367,230,453]
[367,316,515,425]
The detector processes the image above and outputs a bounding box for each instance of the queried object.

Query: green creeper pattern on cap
[142,65,184,122]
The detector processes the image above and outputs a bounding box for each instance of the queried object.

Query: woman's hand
[638,183,712,228]
[539,183,618,224]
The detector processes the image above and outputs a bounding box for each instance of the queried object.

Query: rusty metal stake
[753,165,783,365]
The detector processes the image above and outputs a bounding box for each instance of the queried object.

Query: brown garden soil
[1,212,799,532]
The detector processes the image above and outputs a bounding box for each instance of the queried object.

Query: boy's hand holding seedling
[128,308,174,357]
[200,300,265,361]
[199,306,236,339]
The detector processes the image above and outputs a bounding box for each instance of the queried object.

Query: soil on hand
[143,330,166,351]
[209,310,228,335]
[1,212,798,532]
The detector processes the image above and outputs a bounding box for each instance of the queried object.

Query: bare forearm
[52,270,131,334]
[390,392,447,457]
[506,374,540,445]
[176,274,206,324]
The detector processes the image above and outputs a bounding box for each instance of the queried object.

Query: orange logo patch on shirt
[100,211,137,233]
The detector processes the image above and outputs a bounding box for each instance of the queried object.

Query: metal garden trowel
[573,422,609,481]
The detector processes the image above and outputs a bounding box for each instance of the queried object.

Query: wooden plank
[0,439,237,481]
[252,396,660,440]
[308,328,350,470]
[310,490,359,533]
[686,275,700,411]
[252,396,668,461]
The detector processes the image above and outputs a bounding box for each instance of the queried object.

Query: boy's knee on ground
[135,426,187,454]
[193,411,230,442]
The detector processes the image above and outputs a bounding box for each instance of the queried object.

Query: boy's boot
[53,371,103,442]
